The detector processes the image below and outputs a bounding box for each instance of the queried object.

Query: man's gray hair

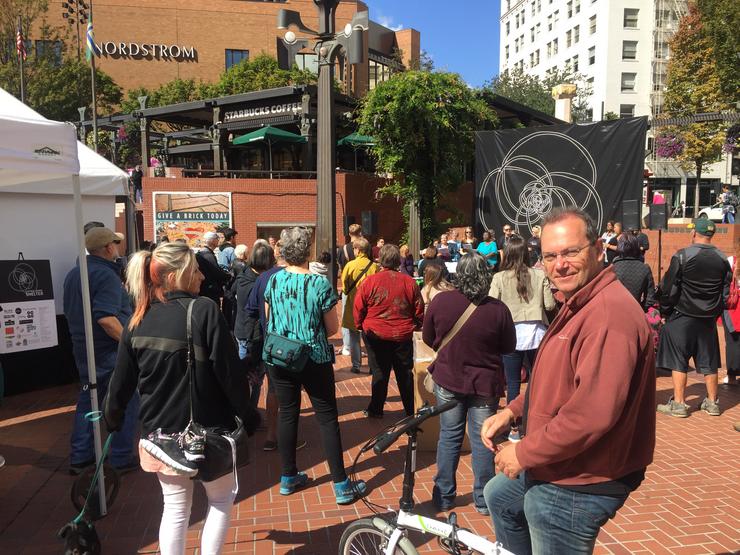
[280,227,313,266]
[456,252,492,303]
[542,207,599,244]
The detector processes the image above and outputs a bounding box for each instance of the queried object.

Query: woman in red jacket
[354,244,424,418]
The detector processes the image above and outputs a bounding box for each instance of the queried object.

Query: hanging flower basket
[655,133,684,159]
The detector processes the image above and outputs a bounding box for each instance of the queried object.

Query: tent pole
[73,172,108,516]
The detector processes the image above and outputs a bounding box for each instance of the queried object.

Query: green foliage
[0,0,49,63]
[210,53,315,97]
[696,0,740,101]
[663,4,729,174]
[358,70,498,243]
[0,57,122,121]
[484,67,593,122]
[603,111,619,121]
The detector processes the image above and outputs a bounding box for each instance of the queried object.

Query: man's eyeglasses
[541,243,593,264]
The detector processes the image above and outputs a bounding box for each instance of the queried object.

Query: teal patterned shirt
[264,270,338,364]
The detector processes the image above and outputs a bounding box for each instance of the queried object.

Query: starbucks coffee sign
[97,41,197,61]
[224,102,303,122]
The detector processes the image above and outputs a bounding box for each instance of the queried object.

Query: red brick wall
[142,172,406,248]
[644,223,739,282]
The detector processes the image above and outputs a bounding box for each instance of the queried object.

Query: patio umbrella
[232,126,306,178]
[337,132,375,170]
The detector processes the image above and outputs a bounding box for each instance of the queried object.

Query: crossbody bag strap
[345,259,374,296]
[185,299,196,423]
[436,302,477,355]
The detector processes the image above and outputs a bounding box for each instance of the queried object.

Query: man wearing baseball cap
[63,226,139,474]
[656,218,732,417]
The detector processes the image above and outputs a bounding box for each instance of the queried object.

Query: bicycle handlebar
[372,400,459,455]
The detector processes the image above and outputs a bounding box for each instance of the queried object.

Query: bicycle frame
[379,426,513,555]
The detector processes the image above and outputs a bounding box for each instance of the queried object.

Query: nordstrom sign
[97,41,197,61]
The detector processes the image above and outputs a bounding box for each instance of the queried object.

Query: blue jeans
[434,385,496,510]
[503,349,537,405]
[71,344,140,467]
[341,293,351,352]
[723,211,735,224]
[347,329,362,371]
[484,473,628,555]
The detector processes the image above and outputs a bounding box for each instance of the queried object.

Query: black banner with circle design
[475,117,648,237]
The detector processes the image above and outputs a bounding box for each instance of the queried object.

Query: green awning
[232,125,307,145]
[337,132,375,147]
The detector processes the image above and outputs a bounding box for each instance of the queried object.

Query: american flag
[16,20,26,61]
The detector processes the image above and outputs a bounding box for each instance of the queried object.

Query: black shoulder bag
[182,299,250,483]
[262,276,311,372]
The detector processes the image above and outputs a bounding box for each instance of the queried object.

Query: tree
[662,3,730,215]
[0,0,49,64]
[484,67,593,122]
[210,53,315,97]
[603,111,619,121]
[696,0,740,101]
[358,71,498,244]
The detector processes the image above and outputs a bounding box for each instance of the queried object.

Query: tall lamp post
[276,2,368,289]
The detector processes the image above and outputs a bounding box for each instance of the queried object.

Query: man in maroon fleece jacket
[481,207,656,555]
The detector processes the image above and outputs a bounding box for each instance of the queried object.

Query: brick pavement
[0,352,738,554]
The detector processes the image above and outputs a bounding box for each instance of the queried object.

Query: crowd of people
[60,208,739,555]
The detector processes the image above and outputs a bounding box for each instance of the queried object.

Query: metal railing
[180,169,318,179]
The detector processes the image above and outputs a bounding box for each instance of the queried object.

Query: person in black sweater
[105,242,258,555]
[196,231,231,306]
[612,233,656,311]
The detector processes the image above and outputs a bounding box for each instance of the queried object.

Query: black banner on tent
[475,117,648,237]
[0,260,54,303]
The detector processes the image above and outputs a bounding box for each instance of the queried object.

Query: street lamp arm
[277,9,318,36]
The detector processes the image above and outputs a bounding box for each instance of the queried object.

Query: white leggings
[157,472,236,555]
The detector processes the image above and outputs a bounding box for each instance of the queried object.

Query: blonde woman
[105,242,258,555]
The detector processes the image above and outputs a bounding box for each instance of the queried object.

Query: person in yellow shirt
[340,237,379,373]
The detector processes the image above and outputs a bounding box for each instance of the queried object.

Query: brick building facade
[38,0,420,96]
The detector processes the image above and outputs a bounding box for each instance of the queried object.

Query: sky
[366,0,501,88]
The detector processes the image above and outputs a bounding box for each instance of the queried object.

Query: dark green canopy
[232,125,307,145]
[231,126,306,177]
[337,132,375,147]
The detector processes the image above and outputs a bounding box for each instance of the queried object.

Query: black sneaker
[140,430,199,477]
[69,459,95,476]
[179,422,206,462]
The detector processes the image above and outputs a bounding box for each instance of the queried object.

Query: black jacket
[233,267,259,340]
[612,257,656,311]
[104,292,257,436]
[197,247,231,303]
[659,243,732,318]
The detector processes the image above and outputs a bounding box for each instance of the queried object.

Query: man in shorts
[657,218,732,417]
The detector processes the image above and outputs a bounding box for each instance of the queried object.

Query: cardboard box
[413,332,470,452]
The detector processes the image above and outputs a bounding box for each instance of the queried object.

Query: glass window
[506,21,510,35]
[566,30,572,48]
[531,27,535,42]
[554,10,560,25]
[572,54,579,71]
[621,72,636,92]
[553,37,559,55]
[622,40,638,60]
[575,0,581,13]
[35,40,62,66]
[567,1,573,18]
[619,104,635,118]
[531,1,536,16]
[548,14,553,31]
[537,0,541,12]
[225,49,249,69]
[369,59,392,90]
[574,25,580,43]
[624,8,639,28]
[589,45,595,65]
[590,15,596,34]
[294,52,318,73]
[505,45,510,60]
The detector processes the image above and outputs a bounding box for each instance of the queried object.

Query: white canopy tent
[0,87,128,513]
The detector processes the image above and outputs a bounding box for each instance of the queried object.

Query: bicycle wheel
[339,518,417,555]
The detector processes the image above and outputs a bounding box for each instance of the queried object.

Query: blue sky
[367,0,501,88]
